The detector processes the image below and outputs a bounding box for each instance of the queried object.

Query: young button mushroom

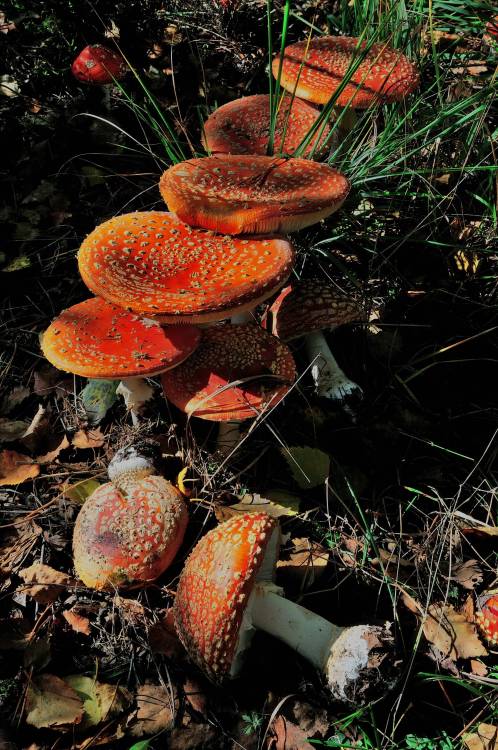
[159,155,350,235]
[73,445,188,590]
[78,211,294,324]
[161,324,296,455]
[41,296,200,425]
[202,94,331,158]
[475,591,498,645]
[173,512,398,704]
[71,44,127,109]
[265,280,366,404]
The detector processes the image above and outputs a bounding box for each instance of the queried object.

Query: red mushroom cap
[161,323,296,422]
[160,155,350,235]
[41,296,201,378]
[78,212,295,323]
[265,279,366,341]
[71,44,127,85]
[484,16,498,42]
[73,476,188,590]
[476,592,498,645]
[273,36,419,108]
[202,94,330,157]
[173,512,278,680]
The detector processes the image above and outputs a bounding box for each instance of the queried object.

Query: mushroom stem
[216,420,242,456]
[116,377,154,426]
[230,310,254,324]
[249,584,395,703]
[304,330,362,402]
[333,105,358,140]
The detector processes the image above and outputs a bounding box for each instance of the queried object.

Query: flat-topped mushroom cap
[78,212,295,323]
[159,156,350,235]
[476,592,498,645]
[161,323,296,422]
[202,94,330,157]
[273,36,419,108]
[173,512,278,681]
[73,476,188,590]
[41,296,201,378]
[71,44,127,85]
[266,279,365,341]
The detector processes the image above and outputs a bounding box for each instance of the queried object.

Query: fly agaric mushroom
[161,323,296,455]
[484,16,498,47]
[476,592,498,645]
[73,445,188,590]
[71,44,127,85]
[202,94,331,157]
[159,155,350,235]
[78,211,295,324]
[265,280,366,403]
[273,36,419,109]
[41,296,200,424]
[173,512,398,704]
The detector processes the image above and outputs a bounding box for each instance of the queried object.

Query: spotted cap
[78,212,295,323]
[173,512,278,680]
[476,592,498,645]
[73,476,188,590]
[159,155,350,235]
[265,279,366,341]
[202,94,331,157]
[273,36,419,108]
[161,323,296,422]
[71,44,127,85]
[41,296,201,378]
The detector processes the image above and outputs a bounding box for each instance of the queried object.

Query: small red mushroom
[73,446,188,590]
[476,592,498,645]
[71,44,127,85]
[173,512,398,704]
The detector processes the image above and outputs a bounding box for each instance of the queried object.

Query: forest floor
[0,1,498,749]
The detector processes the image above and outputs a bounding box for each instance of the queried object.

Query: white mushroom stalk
[115,377,154,427]
[304,329,363,403]
[216,420,243,456]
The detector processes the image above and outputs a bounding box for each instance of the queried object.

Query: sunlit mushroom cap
[202,94,330,157]
[78,212,295,323]
[73,476,188,590]
[265,279,366,341]
[273,36,419,108]
[161,323,296,422]
[41,296,201,378]
[173,512,278,680]
[476,592,498,645]
[71,44,127,85]
[160,155,350,235]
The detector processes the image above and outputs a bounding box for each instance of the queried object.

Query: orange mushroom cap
[41,296,201,378]
[78,212,295,323]
[160,155,350,235]
[73,476,188,590]
[71,44,127,85]
[161,323,296,422]
[173,512,278,681]
[202,94,331,157]
[273,36,419,108]
[476,592,498,645]
[265,279,366,341]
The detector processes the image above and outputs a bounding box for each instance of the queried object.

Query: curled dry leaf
[215,491,299,522]
[25,673,84,729]
[463,724,498,750]
[72,428,105,449]
[62,609,91,635]
[0,450,40,485]
[422,603,488,660]
[128,682,177,738]
[36,434,70,465]
[276,537,329,593]
[18,563,74,604]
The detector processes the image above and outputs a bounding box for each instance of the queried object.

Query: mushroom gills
[304,329,363,402]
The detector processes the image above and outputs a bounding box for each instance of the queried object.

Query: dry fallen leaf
[0,417,30,443]
[0,522,41,577]
[72,428,105,449]
[422,603,488,660]
[36,434,70,465]
[25,674,84,729]
[463,724,498,750]
[450,560,483,590]
[128,682,177,737]
[269,715,315,750]
[216,491,299,522]
[183,677,207,716]
[62,609,91,635]
[276,537,329,593]
[18,563,74,604]
[63,478,101,504]
[281,446,330,489]
[148,615,183,659]
[66,675,132,729]
[0,450,40,485]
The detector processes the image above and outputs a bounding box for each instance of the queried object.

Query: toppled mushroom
[273,36,419,108]
[161,324,296,455]
[78,211,295,324]
[73,446,188,590]
[40,296,200,424]
[173,512,398,704]
[71,44,127,85]
[265,280,366,404]
[476,591,498,645]
[159,155,350,235]
[202,93,331,157]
